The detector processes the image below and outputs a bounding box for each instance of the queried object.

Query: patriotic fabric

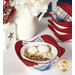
[15,35,65,71]
[52,3,72,22]
[48,3,72,41]
[48,23,72,41]
[52,6,72,22]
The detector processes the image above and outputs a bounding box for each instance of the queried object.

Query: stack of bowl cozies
[48,3,72,41]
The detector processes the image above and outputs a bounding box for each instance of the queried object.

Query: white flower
[29,0,35,3]
[31,7,38,16]
[40,0,46,2]
[41,3,48,12]
[10,0,49,16]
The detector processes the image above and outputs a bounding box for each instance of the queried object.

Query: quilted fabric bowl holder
[48,3,72,41]
[15,35,65,71]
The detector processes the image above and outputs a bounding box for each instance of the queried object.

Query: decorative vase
[14,5,45,40]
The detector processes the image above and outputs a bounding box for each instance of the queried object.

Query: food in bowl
[27,46,38,55]
[23,45,53,61]
[38,45,49,53]
[21,42,58,64]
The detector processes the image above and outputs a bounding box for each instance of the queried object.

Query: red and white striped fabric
[15,35,65,71]
[48,3,72,41]
[48,25,72,41]
[48,19,72,33]
[51,3,72,22]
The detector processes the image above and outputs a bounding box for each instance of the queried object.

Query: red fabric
[48,25,72,41]
[15,35,65,67]
[41,35,65,58]
[15,41,38,66]
[48,12,72,27]
[48,20,72,33]
[48,4,72,41]
[58,3,72,17]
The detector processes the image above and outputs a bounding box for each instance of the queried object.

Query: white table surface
[3,17,72,75]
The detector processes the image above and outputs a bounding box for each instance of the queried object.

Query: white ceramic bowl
[20,42,58,64]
